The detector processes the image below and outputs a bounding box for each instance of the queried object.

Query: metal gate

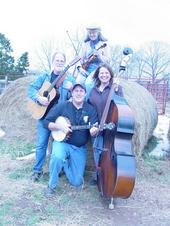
[137,79,167,115]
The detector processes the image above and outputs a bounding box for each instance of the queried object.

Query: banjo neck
[51,116,115,142]
[71,124,91,130]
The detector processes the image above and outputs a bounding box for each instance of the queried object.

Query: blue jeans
[92,135,104,167]
[48,141,87,189]
[76,63,98,99]
[33,120,51,173]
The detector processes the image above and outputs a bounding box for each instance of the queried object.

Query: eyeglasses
[55,59,65,63]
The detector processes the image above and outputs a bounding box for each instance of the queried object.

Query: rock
[148,115,170,159]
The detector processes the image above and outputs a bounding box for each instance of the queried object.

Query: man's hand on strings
[90,122,99,136]
[37,96,50,106]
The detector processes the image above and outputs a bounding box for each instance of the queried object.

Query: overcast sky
[0,0,170,68]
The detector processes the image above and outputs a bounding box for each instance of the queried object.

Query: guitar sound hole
[43,91,49,97]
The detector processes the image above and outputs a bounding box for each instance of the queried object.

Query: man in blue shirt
[28,51,75,182]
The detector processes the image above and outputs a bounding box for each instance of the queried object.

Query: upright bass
[97,48,136,209]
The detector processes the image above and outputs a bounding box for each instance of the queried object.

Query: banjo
[51,116,115,142]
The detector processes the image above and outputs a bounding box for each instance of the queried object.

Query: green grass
[0,200,14,226]
[143,154,160,168]
[137,135,170,184]
[0,139,34,159]
[0,180,100,225]
[142,135,160,158]
[142,135,166,172]
[8,164,32,180]
[0,198,42,226]
[141,135,160,170]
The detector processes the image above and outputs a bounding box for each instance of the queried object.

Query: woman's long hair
[93,64,114,87]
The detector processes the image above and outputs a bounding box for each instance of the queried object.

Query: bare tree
[34,38,69,72]
[110,45,122,71]
[33,27,85,74]
[35,39,55,72]
[136,42,170,82]
[131,49,146,80]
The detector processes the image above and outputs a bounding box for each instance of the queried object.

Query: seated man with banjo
[42,83,99,197]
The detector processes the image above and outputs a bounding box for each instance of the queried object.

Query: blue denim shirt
[28,72,75,103]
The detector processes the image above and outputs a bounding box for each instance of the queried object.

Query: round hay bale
[119,79,158,156]
[0,77,158,158]
[0,76,36,143]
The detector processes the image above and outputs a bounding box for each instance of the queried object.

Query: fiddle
[82,43,107,70]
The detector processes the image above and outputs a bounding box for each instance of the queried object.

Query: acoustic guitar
[27,56,80,120]
[51,116,115,142]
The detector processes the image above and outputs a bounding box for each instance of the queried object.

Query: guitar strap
[50,72,60,89]
[46,56,81,94]
[55,72,68,88]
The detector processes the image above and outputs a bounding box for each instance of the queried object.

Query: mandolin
[51,116,115,142]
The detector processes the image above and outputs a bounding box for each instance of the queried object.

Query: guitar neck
[47,65,70,93]
[43,56,81,95]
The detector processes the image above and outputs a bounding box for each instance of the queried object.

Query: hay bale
[0,77,158,158]
[119,79,158,156]
[0,76,36,143]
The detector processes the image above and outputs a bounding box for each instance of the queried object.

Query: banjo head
[52,130,66,142]
[51,116,70,142]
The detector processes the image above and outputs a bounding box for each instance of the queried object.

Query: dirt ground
[0,151,170,226]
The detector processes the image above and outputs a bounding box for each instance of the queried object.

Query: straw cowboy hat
[86,23,101,31]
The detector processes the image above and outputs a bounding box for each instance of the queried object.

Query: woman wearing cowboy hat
[76,24,111,97]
